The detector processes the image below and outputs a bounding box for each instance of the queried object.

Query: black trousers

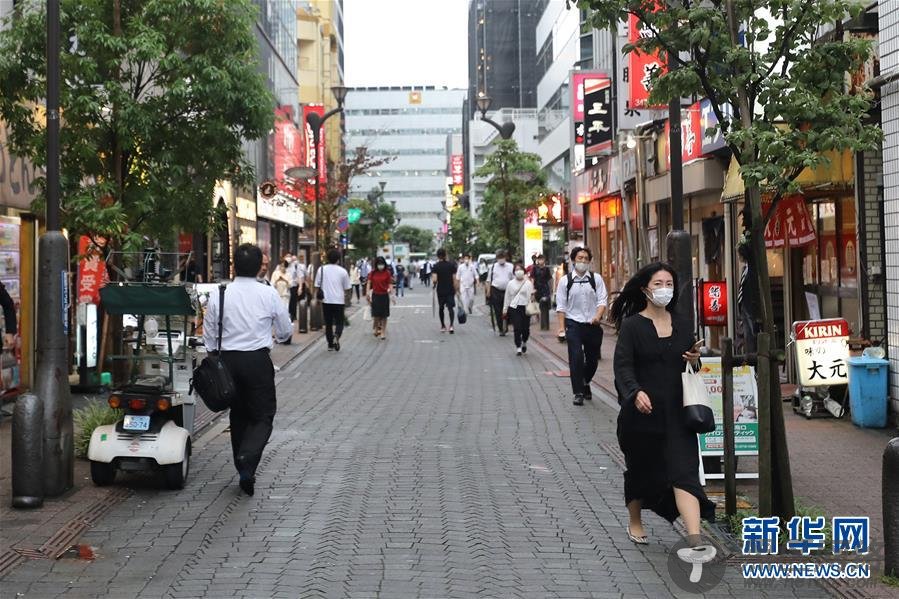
[490,286,507,333]
[564,318,603,395]
[322,302,345,345]
[287,286,299,321]
[220,349,276,478]
[509,305,530,347]
[437,293,455,327]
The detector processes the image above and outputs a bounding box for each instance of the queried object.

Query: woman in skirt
[366,255,393,340]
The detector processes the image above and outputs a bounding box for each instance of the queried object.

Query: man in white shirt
[203,243,292,495]
[315,248,352,351]
[456,252,479,314]
[555,246,608,406]
[486,250,514,335]
[287,253,307,323]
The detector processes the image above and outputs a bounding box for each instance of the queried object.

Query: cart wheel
[164,439,191,490]
[90,460,116,486]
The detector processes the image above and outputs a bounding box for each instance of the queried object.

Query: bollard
[297,299,308,333]
[12,393,44,508]
[884,437,899,577]
[539,298,550,331]
[310,300,323,331]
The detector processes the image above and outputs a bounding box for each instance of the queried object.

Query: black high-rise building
[467,0,539,117]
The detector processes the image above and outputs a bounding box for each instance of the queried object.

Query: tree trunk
[725,0,794,522]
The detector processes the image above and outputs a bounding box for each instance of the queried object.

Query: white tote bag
[682,362,715,433]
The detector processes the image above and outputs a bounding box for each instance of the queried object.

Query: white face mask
[514,270,525,279]
[497,258,506,265]
[377,264,385,271]
[574,262,589,274]
[647,287,674,307]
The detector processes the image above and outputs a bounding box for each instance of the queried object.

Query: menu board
[0,216,21,392]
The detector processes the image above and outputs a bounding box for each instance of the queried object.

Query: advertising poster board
[697,358,760,456]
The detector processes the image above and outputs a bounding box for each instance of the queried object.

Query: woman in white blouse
[503,262,535,356]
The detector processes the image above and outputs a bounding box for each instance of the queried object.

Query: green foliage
[73,399,123,458]
[443,207,487,260]
[394,224,434,254]
[582,0,881,194]
[0,0,273,252]
[724,501,834,552]
[345,195,398,260]
[883,574,899,587]
[474,140,549,258]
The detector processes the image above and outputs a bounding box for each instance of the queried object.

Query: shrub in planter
[73,400,123,458]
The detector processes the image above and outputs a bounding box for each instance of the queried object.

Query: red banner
[700,280,728,326]
[76,235,108,304]
[628,13,667,109]
[664,102,703,168]
[450,154,464,186]
[303,104,327,202]
[763,195,817,249]
[273,105,303,201]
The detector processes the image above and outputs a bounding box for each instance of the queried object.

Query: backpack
[566,271,596,299]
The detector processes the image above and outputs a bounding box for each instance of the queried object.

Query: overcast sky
[343,0,468,89]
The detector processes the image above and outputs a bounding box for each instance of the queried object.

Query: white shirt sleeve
[594,274,608,309]
[555,274,568,314]
[202,291,219,351]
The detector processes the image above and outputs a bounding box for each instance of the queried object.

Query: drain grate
[0,548,25,577]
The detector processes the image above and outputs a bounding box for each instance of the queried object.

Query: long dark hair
[609,262,679,330]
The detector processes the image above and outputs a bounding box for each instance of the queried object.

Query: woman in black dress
[610,262,714,545]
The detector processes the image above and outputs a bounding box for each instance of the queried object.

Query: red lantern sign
[700,280,728,326]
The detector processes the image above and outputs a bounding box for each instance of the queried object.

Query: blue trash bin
[847,356,889,428]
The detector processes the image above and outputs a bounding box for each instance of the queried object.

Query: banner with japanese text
[584,76,613,157]
[763,195,817,249]
[793,318,850,387]
[700,280,728,326]
[569,71,590,173]
[628,13,667,110]
[76,235,108,304]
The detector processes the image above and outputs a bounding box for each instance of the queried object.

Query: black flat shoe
[333,340,340,352]
[573,393,584,406]
[239,476,255,496]
[583,388,592,401]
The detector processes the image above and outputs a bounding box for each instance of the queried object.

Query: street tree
[0,0,273,252]
[474,140,549,258]
[444,207,486,259]
[584,0,881,521]
[345,197,398,261]
[394,224,435,254]
[300,145,392,253]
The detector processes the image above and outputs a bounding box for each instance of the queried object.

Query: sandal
[627,525,649,545]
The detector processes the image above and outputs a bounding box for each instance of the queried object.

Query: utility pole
[666,84,694,336]
[35,0,74,497]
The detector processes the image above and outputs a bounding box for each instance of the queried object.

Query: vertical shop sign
[700,280,728,326]
[570,71,590,172]
[303,104,326,201]
[76,235,108,305]
[584,76,613,157]
[628,13,667,109]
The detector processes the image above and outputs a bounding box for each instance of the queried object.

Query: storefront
[256,190,304,263]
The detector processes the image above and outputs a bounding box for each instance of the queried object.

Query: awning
[719,150,854,203]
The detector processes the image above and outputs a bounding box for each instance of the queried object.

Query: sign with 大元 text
[793,318,850,387]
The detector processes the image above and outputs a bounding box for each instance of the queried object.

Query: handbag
[456,304,467,324]
[190,284,237,413]
[315,265,325,300]
[525,299,540,316]
[682,362,715,434]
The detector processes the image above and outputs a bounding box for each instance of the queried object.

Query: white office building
[345,86,466,232]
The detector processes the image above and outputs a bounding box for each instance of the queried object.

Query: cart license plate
[123,415,150,431]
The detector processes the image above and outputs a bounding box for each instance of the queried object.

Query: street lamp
[306,85,347,329]
[476,94,515,140]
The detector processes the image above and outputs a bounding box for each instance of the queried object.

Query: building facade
[345,87,466,232]
[467,0,539,117]
[877,0,899,417]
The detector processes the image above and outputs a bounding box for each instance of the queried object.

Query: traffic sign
[337,217,348,232]
[347,208,362,223]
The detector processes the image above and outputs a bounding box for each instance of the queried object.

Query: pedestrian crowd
[204,242,714,549]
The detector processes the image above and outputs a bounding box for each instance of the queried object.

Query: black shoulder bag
[190,284,237,412]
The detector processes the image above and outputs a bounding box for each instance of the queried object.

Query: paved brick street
[2,288,834,598]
